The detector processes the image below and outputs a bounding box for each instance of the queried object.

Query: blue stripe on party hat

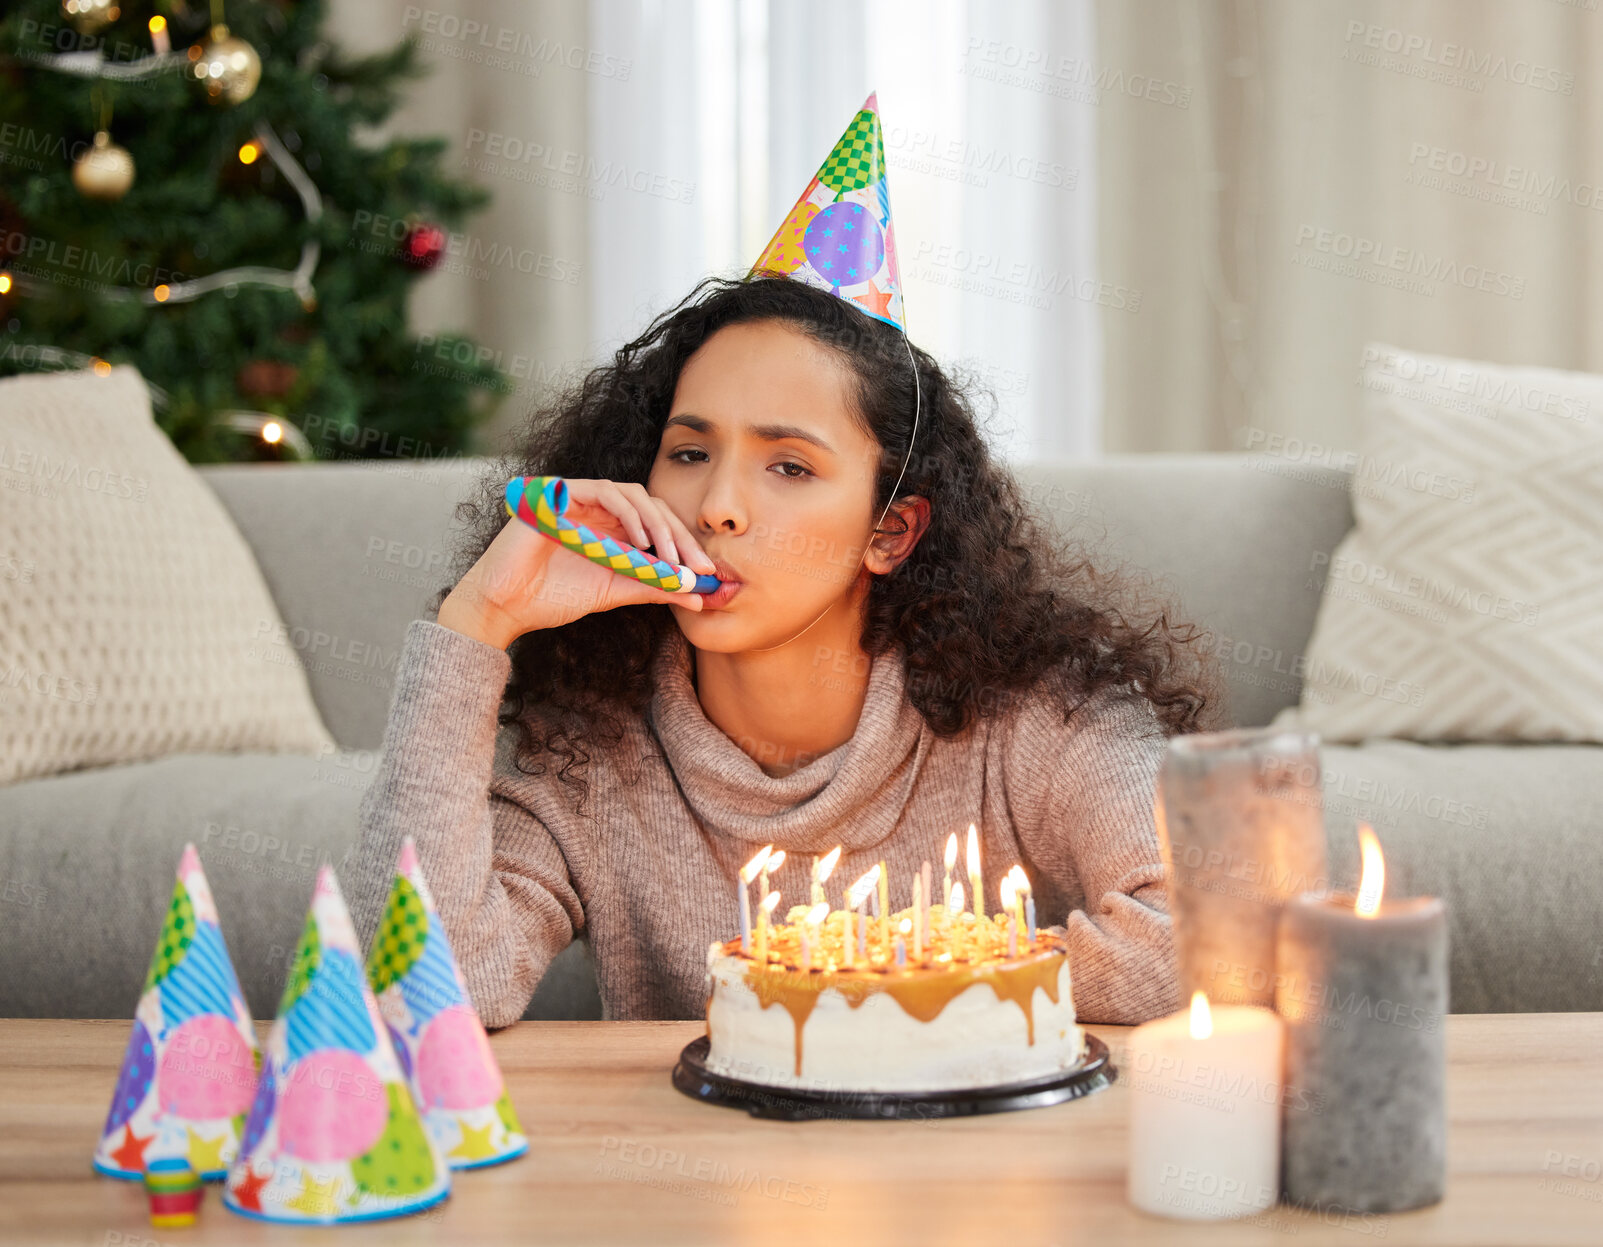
[285,947,377,1065]
[751,90,904,332]
[398,913,468,1028]
[158,920,238,1031]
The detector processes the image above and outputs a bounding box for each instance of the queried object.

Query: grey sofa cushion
[1320,741,1603,1013]
[2,740,1595,1020]
[0,750,601,1022]
[3,455,1595,1021]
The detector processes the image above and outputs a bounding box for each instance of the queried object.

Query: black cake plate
[671,1033,1116,1121]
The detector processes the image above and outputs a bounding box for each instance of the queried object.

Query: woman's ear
[865,495,931,576]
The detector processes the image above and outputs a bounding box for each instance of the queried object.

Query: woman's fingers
[619,483,682,568]
[597,480,652,553]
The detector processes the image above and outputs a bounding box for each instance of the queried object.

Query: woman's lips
[700,578,744,610]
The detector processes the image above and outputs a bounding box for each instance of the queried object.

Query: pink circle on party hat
[277,1048,389,1162]
[415,1005,502,1110]
[157,1013,257,1120]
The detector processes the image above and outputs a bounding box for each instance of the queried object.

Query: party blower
[503,475,722,596]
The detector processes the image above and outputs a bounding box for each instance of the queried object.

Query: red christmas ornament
[401,223,446,270]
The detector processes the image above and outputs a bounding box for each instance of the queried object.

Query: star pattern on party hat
[751,91,905,332]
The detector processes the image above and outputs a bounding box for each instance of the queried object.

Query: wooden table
[1,1014,1598,1245]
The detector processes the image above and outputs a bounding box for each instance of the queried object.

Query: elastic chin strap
[743,327,921,655]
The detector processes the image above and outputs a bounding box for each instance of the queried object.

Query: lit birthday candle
[800,901,829,972]
[1001,874,1019,957]
[848,866,878,960]
[760,849,785,902]
[754,890,780,965]
[949,881,966,959]
[943,833,958,908]
[966,823,984,923]
[811,845,841,905]
[877,860,890,946]
[738,845,772,954]
[911,873,923,961]
[921,859,932,933]
[1006,865,1029,947]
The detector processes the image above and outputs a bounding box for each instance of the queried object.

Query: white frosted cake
[703,903,1082,1094]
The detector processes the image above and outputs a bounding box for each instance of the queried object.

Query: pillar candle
[1127,993,1284,1220]
[1155,728,1326,1006]
[1275,890,1448,1212]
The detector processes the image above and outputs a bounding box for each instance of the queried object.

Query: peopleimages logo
[1293,224,1524,298]
[1342,21,1574,95]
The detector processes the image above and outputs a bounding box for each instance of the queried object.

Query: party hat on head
[367,837,527,1170]
[93,844,259,1182]
[222,865,450,1225]
[752,91,904,332]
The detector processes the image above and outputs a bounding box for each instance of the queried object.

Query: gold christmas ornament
[61,0,120,36]
[190,24,261,105]
[72,130,135,201]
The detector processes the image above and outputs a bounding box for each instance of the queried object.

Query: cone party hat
[94,844,260,1181]
[751,90,904,331]
[368,837,527,1169]
[222,865,450,1225]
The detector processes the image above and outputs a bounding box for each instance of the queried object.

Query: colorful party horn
[223,866,450,1225]
[368,838,528,1169]
[94,844,259,1182]
[504,474,721,595]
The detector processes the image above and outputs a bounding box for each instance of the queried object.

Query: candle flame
[944,832,958,871]
[1007,864,1031,894]
[898,916,912,935]
[966,822,981,874]
[766,849,786,874]
[848,865,880,909]
[741,844,773,884]
[1189,990,1213,1040]
[815,845,842,884]
[1355,823,1385,918]
[1000,875,1016,907]
[804,901,829,926]
[759,890,780,916]
[949,881,965,915]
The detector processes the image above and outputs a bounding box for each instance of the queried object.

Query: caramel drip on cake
[713,913,1068,1075]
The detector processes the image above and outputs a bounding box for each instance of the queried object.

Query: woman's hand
[438,478,718,650]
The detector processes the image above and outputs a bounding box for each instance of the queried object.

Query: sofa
[3,455,1599,1022]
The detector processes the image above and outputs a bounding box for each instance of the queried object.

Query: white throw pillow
[1271,342,1603,743]
[0,364,337,784]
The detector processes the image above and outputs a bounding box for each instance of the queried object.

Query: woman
[347,274,1220,1028]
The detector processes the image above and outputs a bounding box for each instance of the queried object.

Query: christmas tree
[0,0,506,463]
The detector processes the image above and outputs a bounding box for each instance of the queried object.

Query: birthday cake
[703,897,1083,1095]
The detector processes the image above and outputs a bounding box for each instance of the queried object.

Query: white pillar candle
[1127,993,1284,1221]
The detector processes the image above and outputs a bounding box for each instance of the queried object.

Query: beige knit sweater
[346,618,1181,1028]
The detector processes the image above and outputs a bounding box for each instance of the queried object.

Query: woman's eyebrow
[663,412,836,455]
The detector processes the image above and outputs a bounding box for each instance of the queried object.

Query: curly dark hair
[432,274,1223,814]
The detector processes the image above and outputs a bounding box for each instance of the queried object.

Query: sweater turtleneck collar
[646,627,930,854]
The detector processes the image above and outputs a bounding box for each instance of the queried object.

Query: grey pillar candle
[1156,728,1328,1006]
[1275,892,1449,1213]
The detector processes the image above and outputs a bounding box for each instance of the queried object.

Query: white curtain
[1097,0,1603,453]
[588,0,1103,462]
